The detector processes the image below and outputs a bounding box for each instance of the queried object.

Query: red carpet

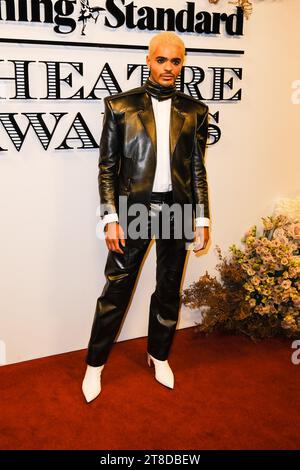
[0,328,299,450]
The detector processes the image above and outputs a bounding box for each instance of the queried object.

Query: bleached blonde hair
[148,32,186,58]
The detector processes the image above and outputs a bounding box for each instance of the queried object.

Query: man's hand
[193,226,210,252]
[104,222,126,253]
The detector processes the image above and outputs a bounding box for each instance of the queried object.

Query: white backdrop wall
[0,0,299,365]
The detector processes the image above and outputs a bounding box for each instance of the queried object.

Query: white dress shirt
[151,97,173,192]
[102,95,210,228]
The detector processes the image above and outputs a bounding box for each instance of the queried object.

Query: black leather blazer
[99,85,210,223]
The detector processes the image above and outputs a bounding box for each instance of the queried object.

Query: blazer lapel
[170,94,185,158]
[138,91,185,159]
[138,93,157,155]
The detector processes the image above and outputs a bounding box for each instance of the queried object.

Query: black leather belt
[150,191,173,204]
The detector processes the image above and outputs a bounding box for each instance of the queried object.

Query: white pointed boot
[147,353,174,389]
[82,364,105,403]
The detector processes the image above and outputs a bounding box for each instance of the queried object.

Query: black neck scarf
[145,78,176,101]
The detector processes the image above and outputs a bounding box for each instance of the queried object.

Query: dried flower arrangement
[182,214,300,340]
[208,0,253,20]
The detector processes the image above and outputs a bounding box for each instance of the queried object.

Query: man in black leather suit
[82,32,210,403]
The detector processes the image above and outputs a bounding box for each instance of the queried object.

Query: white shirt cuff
[102,213,119,227]
[195,217,210,227]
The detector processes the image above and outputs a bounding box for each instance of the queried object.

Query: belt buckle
[149,202,162,215]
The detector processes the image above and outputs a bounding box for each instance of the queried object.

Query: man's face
[146,43,184,87]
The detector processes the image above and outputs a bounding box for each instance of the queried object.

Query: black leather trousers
[86,192,189,367]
